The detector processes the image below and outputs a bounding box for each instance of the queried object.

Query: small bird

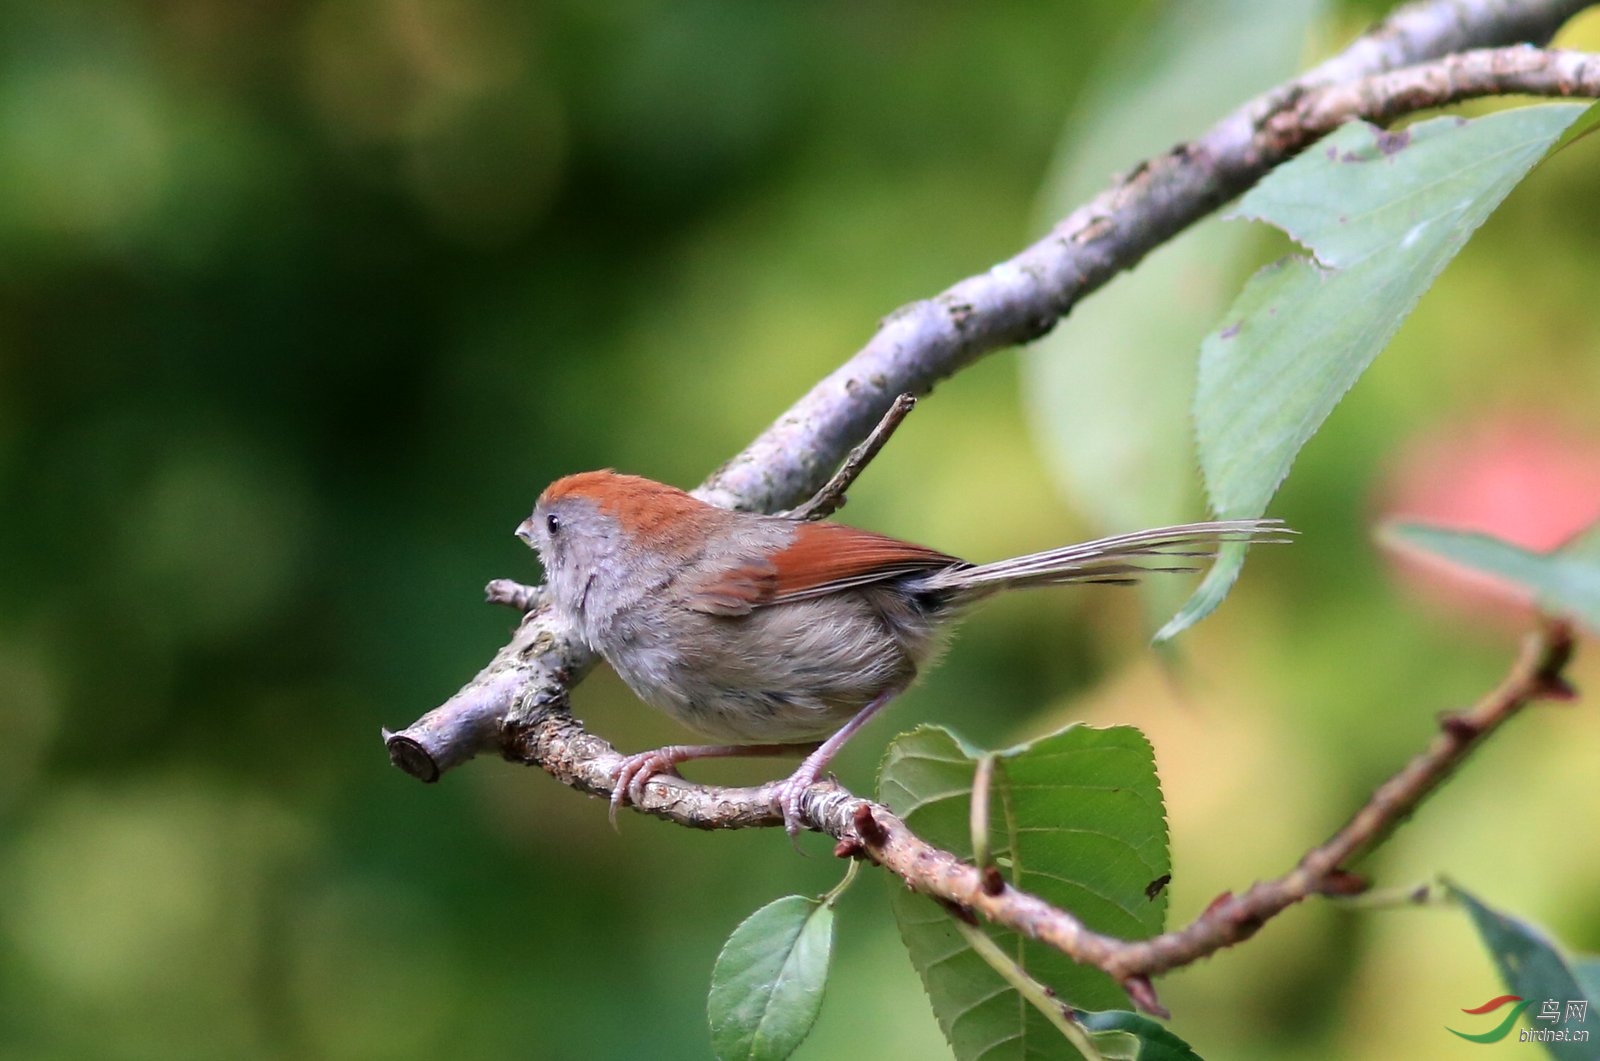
[517,470,1286,836]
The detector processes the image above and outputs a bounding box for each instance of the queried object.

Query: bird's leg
[773,689,901,839]
[610,742,814,827]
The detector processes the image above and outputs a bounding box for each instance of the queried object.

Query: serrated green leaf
[708,895,835,1061]
[1448,882,1597,1060]
[1080,1010,1205,1061]
[881,724,1171,1061]
[1023,0,1322,628]
[1382,520,1600,634]
[1161,102,1596,640]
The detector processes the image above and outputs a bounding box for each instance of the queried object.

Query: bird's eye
[546,513,561,535]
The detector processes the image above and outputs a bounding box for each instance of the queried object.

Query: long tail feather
[914,518,1291,597]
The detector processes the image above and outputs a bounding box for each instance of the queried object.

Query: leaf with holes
[880,724,1171,1060]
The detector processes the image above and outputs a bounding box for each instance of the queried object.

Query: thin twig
[782,393,917,521]
[485,579,544,612]
[1098,621,1577,983]
[1336,879,1451,910]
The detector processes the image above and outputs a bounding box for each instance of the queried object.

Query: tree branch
[781,393,917,522]
[484,578,543,613]
[492,622,1575,1015]
[693,5,1597,515]
[1095,620,1577,987]
[1273,46,1600,142]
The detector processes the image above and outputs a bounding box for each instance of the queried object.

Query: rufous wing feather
[767,522,958,604]
[679,559,779,616]
[680,521,958,614]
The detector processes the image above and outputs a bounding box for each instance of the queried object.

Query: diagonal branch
[693,21,1598,516]
[1095,620,1577,990]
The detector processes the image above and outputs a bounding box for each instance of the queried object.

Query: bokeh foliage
[2,2,1598,1059]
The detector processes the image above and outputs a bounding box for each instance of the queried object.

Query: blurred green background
[3,2,1598,1059]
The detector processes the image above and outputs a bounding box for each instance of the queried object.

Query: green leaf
[881,724,1171,1061]
[708,895,835,1061]
[1447,882,1598,1060]
[1382,520,1600,634]
[1561,522,1600,567]
[1080,1010,1205,1061]
[1160,101,1596,641]
[1085,1029,1141,1061]
[1574,958,1600,1006]
[1547,99,1600,157]
[1023,0,1322,626]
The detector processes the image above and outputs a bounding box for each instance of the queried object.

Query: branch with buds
[384,0,1598,1009]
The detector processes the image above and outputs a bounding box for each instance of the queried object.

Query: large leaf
[1160,100,1600,640]
[1447,883,1599,1060]
[708,894,835,1061]
[1383,519,1600,634]
[881,724,1170,1061]
[1023,0,1321,625]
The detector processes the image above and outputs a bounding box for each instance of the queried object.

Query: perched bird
[517,470,1285,835]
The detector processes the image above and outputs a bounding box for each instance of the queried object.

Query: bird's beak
[515,517,536,545]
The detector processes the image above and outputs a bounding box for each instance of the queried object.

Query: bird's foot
[609,749,685,828]
[772,763,825,842]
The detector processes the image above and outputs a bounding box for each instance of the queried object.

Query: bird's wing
[679,521,958,615]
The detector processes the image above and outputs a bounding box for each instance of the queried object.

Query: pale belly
[598,592,939,744]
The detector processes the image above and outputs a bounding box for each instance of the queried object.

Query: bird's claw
[609,751,681,829]
[772,767,822,843]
